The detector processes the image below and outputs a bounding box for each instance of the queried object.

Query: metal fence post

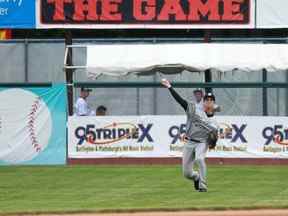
[262,69,268,116]
[285,70,288,116]
[136,88,140,115]
[153,74,157,115]
[24,39,28,82]
[205,69,212,93]
[64,31,74,116]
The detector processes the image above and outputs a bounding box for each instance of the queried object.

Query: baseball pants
[182,141,208,190]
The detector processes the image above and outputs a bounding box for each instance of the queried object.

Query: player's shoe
[199,188,207,192]
[193,179,199,191]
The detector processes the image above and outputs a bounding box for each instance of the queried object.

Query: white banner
[68,115,288,159]
[257,0,288,28]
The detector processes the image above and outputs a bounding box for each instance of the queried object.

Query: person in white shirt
[193,89,221,112]
[193,89,204,112]
[74,87,94,116]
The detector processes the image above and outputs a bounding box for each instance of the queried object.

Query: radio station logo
[262,125,288,146]
[1,0,23,7]
[168,123,247,144]
[75,122,153,145]
[218,123,247,143]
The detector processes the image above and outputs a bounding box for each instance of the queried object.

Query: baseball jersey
[74,97,93,116]
[195,100,204,112]
[186,102,218,144]
[167,87,218,144]
[195,99,220,112]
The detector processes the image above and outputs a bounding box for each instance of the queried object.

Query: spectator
[96,105,107,116]
[74,87,93,116]
[193,88,204,111]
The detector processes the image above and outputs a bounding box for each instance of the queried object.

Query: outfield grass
[0,165,288,214]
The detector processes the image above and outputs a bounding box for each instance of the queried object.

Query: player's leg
[195,142,209,191]
[182,144,199,186]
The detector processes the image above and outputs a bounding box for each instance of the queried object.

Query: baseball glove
[207,131,218,149]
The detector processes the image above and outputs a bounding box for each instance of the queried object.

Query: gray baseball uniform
[184,102,218,190]
[168,87,218,191]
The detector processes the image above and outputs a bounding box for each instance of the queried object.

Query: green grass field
[0,165,288,214]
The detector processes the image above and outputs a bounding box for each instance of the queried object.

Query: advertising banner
[0,0,35,28]
[68,115,288,159]
[0,84,67,165]
[37,0,255,29]
[1,0,288,29]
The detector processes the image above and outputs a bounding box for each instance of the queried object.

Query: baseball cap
[81,87,92,92]
[203,92,215,101]
[193,88,203,93]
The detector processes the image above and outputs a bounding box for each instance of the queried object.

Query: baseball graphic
[0,89,52,164]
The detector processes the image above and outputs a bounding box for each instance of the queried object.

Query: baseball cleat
[199,188,207,192]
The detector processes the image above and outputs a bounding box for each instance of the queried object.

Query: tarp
[86,43,288,78]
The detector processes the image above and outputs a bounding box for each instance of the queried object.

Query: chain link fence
[1,39,287,116]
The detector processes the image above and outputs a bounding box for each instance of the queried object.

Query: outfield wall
[1,85,288,165]
[68,115,288,161]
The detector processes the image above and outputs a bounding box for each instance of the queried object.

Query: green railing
[0,83,52,87]
[74,82,288,88]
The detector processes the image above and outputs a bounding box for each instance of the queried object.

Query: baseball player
[193,88,221,112]
[161,79,219,192]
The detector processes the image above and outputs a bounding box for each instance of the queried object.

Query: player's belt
[185,137,201,143]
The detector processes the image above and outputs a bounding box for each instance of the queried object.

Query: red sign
[40,0,251,28]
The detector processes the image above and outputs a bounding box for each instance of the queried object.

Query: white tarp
[86,43,288,78]
[68,115,288,159]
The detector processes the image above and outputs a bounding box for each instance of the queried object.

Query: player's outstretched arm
[161,78,188,111]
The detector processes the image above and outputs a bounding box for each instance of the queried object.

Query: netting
[74,70,288,116]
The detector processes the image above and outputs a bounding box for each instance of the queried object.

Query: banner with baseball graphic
[68,115,288,159]
[0,84,67,165]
